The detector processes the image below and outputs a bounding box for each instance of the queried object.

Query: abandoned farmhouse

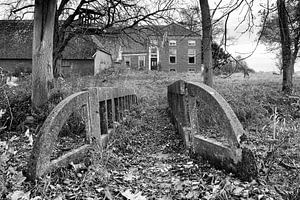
[0,20,202,76]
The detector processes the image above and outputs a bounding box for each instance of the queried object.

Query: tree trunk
[53,54,62,77]
[277,0,293,94]
[199,0,213,87]
[53,17,75,78]
[53,11,64,78]
[32,0,56,109]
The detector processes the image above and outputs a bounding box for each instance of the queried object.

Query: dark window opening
[170,56,176,64]
[188,57,195,64]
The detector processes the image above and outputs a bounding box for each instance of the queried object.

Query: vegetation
[260,0,300,74]
[1,70,300,199]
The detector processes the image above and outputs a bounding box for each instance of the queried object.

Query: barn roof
[0,20,97,60]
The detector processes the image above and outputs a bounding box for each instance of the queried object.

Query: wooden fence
[27,87,137,180]
[168,80,257,180]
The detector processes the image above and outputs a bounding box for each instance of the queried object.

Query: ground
[1,70,300,199]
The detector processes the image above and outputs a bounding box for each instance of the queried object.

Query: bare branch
[12,4,34,13]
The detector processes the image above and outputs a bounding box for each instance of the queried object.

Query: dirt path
[101,100,281,200]
[2,94,283,199]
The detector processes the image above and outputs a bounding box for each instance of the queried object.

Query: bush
[12,66,31,77]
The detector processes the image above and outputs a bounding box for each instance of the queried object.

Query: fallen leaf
[30,196,42,200]
[0,153,9,163]
[121,189,147,200]
[157,195,172,200]
[186,190,199,199]
[104,188,114,200]
[233,186,244,196]
[53,195,63,200]
[9,136,19,142]
[9,190,30,200]
[24,129,33,146]
[95,187,104,193]
[70,162,86,172]
[6,77,19,87]
[124,172,134,181]
[0,109,5,118]
[174,181,183,191]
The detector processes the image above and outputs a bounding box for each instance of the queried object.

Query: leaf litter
[2,71,300,199]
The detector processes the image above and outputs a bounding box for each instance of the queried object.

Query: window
[151,47,157,54]
[169,69,176,72]
[169,49,177,64]
[124,57,131,67]
[150,39,158,46]
[169,40,176,46]
[188,49,196,64]
[138,56,145,69]
[188,40,196,46]
[188,68,196,72]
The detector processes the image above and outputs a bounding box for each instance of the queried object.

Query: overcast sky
[207,0,300,72]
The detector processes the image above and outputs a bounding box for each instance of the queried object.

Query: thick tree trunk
[277,0,293,94]
[199,0,213,87]
[32,0,56,108]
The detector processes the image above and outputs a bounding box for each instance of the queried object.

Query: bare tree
[260,0,300,76]
[277,0,293,94]
[32,0,56,109]
[213,0,298,93]
[199,0,213,87]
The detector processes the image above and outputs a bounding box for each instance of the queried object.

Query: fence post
[87,88,101,142]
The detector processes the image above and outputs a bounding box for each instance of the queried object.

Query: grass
[1,70,300,199]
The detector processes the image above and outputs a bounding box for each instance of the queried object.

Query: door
[151,58,157,70]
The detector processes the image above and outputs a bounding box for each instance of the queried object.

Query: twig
[3,89,13,130]
[273,107,277,140]
[274,185,287,198]
[278,160,299,170]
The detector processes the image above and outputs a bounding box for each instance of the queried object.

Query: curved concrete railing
[27,87,137,180]
[168,80,257,180]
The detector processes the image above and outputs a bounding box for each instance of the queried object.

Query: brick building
[117,23,202,72]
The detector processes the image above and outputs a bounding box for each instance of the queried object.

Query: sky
[207,0,300,72]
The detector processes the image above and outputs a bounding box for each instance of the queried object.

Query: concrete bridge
[26,80,257,181]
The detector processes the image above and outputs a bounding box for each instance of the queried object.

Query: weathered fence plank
[88,88,101,142]
[27,87,137,180]
[168,80,257,180]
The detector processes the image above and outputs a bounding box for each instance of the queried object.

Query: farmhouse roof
[0,20,96,60]
[116,22,200,37]
[159,22,200,37]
